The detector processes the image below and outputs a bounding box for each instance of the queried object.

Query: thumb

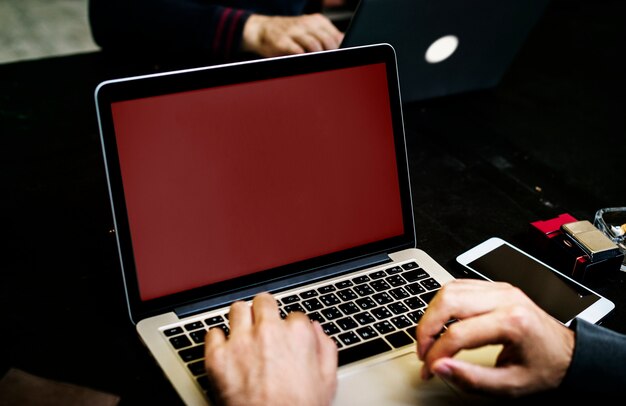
[431,357,522,396]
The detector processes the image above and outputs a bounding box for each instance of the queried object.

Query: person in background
[204,279,626,405]
[88,0,348,63]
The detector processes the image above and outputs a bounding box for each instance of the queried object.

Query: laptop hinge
[175,252,392,318]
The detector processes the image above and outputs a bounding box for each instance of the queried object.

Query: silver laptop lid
[94,44,416,324]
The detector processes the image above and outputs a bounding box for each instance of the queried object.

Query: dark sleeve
[88,0,308,62]
[559,318,626,393]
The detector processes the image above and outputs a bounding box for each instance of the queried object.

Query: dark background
[1,0,624,403]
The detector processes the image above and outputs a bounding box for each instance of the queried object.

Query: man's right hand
[416,279,575,397]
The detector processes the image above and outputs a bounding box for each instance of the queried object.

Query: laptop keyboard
[162,261,441,396]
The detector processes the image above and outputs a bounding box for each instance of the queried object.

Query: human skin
[416,279,575,397]
[242,13,344,57]
[204,292,338,406]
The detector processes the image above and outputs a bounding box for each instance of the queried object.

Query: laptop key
[321,306,343,320]
[369,270,386,279]
[284,303,305,314]
[385,275,406,287]
[390,315,412,329]
[336,317,358,331]
[300,289,318,299]
[338,331,361,346]
[420,290,438,304]
[178,345,205,362]
[204,316,224,326]
[302,298,324,312]
[354,311,376,325]
[318,285,336,294]
[335,280,354,289]
[407,309,424,324]
[336,288,357,301]
[320,293,341,306]
[184,321,204,331]
[187,360,207,376]
[189,329,207,344]
[370,280,391,292]
[338,338,392,366]
[355,297,376,310]
[405,283,426,295]
[163,327,184,336]
[372,292,393,305]
[389,287,409,300]
[385,331,414,348]
[169,335,192,349]
[385,266,403,274]
[353,284,374,296]
[402,268,429,282]
[421,278,441,291]
[401,262,419,271]
[307,311,325,323]
[338,302,360,315]
[405,326,416,340]
[281,294,300,305]
[356,325,378,340]
[321,322,340,336]
[371,307,392,320]
[196,375,211,391]
[373,320,396,334]
[404,296,425,309]
[352,275,371,284]
[388,302,409,315]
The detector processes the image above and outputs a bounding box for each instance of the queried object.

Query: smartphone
[456,237,615,326]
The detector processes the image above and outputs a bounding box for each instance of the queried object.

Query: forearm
[89,0,326,61]
[90,0,307,60]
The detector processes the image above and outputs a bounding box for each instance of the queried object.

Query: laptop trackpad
[334,346,500,405]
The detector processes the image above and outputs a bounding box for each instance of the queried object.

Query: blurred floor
[0,0,98,64]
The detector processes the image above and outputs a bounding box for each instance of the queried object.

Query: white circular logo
[425,35,459,64]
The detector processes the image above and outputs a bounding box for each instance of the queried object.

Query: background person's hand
[204,292,338,406]
[416,279,575,397]
[242,13,344,57]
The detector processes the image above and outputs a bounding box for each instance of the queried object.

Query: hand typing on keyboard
[204,292,338,406]
[416,279,576,397]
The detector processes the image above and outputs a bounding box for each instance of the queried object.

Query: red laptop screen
[111,62,404,301]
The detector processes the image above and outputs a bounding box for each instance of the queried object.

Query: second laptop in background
[341,0,551,103]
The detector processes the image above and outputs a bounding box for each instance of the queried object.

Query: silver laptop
[95,43,499,406]
[340,0,551,103]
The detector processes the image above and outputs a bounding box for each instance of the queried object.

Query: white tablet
[456,237,615,326]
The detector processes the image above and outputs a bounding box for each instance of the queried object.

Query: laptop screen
[109,62,404,302]
[97,45,414,319]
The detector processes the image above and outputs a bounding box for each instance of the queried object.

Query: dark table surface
[2,0,625,404]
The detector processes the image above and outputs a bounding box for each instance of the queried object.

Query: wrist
[242,14,267,53]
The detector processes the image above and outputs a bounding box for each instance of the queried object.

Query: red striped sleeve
[224,9,245,60]
[212,7,232,55]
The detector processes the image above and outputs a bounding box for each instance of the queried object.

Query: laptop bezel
[95,43,416,323]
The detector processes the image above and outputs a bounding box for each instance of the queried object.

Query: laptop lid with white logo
[341,0,550,103]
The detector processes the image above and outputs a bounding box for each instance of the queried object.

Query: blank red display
[111,63,404,301]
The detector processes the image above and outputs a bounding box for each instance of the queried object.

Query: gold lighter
[561,220,621,262]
